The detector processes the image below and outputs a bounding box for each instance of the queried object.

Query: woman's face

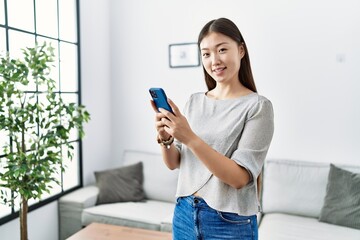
[200,32,244,85]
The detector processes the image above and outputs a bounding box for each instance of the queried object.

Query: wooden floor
[67,223,172,240]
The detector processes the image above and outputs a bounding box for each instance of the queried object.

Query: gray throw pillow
[95,161,145,205]
[319,164,360,229]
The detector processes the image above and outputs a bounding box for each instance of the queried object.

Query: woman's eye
[219,48,227,53]
[202,53,210,57]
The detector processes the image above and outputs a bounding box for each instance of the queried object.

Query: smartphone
[149,88,173,113]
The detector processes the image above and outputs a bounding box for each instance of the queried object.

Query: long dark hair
[198,18,257,92]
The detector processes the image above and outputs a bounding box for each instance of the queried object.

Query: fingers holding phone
[149,88,195,145]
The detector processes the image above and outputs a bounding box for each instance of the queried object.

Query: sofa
[58,150,360,240]
[259,159,360,240]
[58,150,179,240]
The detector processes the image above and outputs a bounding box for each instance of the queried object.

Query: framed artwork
[169,43,200,68]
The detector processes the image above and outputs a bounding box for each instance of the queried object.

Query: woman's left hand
[159,99,196,145]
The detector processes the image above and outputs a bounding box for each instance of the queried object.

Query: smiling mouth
[212,67,226,73]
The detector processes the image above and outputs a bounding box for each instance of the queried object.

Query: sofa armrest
[58,185,99,240]
[60,185,99,208]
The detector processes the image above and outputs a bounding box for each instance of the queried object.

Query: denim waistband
[178,195,258,219]
[173,196,258,239]
[178,195,208,207]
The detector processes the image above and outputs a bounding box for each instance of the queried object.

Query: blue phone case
[149,88,173,113]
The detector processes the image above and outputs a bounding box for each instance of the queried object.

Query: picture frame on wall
[169,43,200,68]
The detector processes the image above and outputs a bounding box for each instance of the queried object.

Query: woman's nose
[211,53,221,65]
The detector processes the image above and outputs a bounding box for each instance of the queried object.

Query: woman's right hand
[150,100,172,141]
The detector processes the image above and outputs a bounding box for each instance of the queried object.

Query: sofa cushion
[262,159,360,218]
[95,161,145,204]
[160,214,174,232]
[262,160,331,218]
[259,213,360,240]
[319,164,360,229]
[81,200,175,232]
[122,150,178,203]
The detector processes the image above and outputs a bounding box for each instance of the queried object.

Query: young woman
[151,18,274,240]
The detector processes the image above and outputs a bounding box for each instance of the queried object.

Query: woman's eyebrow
[201,42,229,51]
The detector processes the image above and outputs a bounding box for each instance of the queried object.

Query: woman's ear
[239,44,245,59]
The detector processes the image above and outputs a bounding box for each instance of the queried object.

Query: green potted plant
[0,42,90,240]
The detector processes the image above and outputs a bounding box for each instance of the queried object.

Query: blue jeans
[172,196,258,240]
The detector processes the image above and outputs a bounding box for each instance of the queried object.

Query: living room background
[1,0,359,239]
[109,0,360,169]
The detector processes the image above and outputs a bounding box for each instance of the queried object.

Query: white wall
[80,0,112,186]
[0,202,59,240]
[110,0,360,166]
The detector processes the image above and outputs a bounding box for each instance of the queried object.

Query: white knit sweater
[175,92,274,216]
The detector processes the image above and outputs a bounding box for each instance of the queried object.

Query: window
[0,0,82,225]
